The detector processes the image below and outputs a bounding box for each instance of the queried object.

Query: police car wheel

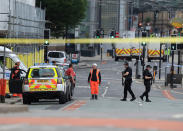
[115,57,119,61]
[59,93,67,104]
[23,94,31,105]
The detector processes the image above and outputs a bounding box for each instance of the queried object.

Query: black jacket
[123,67,132,81]
[143,69,152,85]
[10,66,21,80]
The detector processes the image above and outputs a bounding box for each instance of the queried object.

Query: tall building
[78,0,129,56]
[0,0,45,38]
[101,0,120,34]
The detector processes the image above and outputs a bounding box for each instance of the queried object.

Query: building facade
[0,0,45,39]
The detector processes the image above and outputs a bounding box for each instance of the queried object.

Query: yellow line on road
[0,37,183,44]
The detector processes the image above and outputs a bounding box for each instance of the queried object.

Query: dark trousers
[141,84,151,100]
[123,81,135,99]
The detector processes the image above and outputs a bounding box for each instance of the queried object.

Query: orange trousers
[90,81,99,95]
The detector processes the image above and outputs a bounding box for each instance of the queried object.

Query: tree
[36,0,87,38]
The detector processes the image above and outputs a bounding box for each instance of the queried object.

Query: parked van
[0,46,27,80]
[47,51,67,64]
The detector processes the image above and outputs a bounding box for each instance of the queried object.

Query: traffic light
[171,43,177,51]
[141,42,147,46]
[44,30,50,45]
[44,40,49,46]
[96,30,100,38]
[44,29,50,62]
[110,30,116,38]
[138,22,142,28]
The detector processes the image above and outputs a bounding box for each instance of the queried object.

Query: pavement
[0,56,183,131]
[0,98,28,113]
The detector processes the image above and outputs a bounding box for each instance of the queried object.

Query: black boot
[120,98,127,101]
[140,95,144,101]
[95,95,98,100]
[146,99,151,102]
[91,95,95,100]
[130,97,136,101]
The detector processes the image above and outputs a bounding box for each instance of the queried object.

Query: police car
[22,64,72,105]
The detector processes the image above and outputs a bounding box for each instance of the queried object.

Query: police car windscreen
[31,68,55,78]
[48,52,64,58]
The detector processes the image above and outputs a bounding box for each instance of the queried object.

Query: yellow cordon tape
[0,37,183,44]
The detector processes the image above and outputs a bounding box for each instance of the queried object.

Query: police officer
[10,62,23,98]
[10,62,21,80]
[140,65,153,102]
[121,62,136,101]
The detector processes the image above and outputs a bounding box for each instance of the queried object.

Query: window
[31,68,55,78]
[4,57,15,70]
[56,68,62,78]
[48,52,64,58]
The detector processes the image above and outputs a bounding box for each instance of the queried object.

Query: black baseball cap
[146,65,152,68]
[124,61,129,66]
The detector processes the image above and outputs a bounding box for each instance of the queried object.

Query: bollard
[0,79,6,103]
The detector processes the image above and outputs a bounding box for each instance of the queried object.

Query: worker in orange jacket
[88,63,101,100]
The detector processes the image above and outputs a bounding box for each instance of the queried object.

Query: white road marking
[138,101,143,106]
[134,100,143,106]
[133,79,142,84]
[171,90,183,95]
[0,124,25,130]
[77,77,122,81]
[158,85,162,89]
[77,86,90,89]
[172,114,183,119]
[101,86,109,98]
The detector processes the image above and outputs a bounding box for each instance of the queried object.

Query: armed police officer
[121,62,136,101]
[140,65,153,102]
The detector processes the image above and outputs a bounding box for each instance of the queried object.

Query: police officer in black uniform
[121,62,136,101]
[140,65,153,102]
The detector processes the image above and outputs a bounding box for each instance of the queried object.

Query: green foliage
[145,17,151,24]
[36,0,87,38]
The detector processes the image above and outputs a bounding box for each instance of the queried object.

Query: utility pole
[159,43,162,79]
[178,50,181,74]
[170,50,174,88]
[170,34,177,88]
[99,0,102,61]
[98,0,102,30]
